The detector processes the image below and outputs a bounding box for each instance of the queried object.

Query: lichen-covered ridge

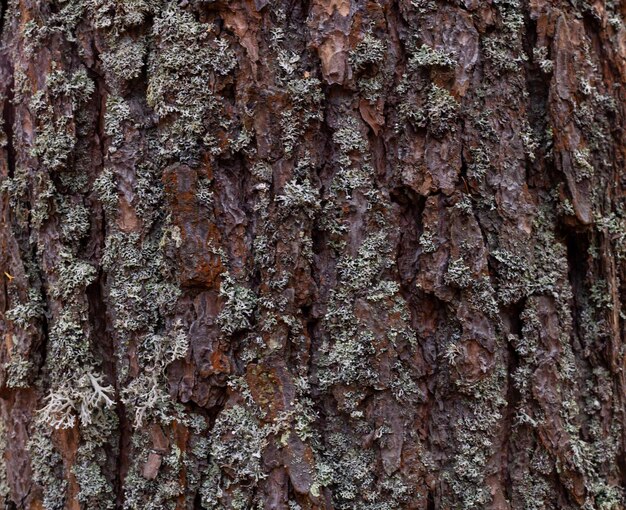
[0,0,624,508]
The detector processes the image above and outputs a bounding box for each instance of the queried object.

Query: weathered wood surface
[0,0,624,508]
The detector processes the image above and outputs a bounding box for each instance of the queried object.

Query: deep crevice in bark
[426,489,435,510]
[0,0,8,39]
[389,185,426,290]
[2,75,14,180]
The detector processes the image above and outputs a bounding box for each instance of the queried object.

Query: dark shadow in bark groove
[562,228,589,300]
[34,269,51,377]
[193,491,203,510]
[426,488,435,510]
[389,186,426,290]
[299,302,319,351]
[0,0,8,37]
[503,309,523,500]
[561,226,591,355]
[1,75,14,179]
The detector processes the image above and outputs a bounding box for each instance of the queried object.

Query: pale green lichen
[482,0,527,74]
[38,370,115,429]
[104,95,132,149]
[46,67,95,106]
[92,168,119,214]
[409,44,457,69]
[146,7,237,164]
[123,432,187,510]
[199,404,269,508]
[121,320,188,427]
[573,148,595,181]
[317,430,416,509]
[4,288,45,329]
[72,461,114,509]
[533,46,554,73]
[30,67,94,171]
[91,0,161,31]
[419,230,437,253]
[50,249,97,301]
[31,117,76,171]
[318,118,417,394]
[482,35,527,74]
[443,366,508,509]
[349,31,386,72]
[280,77,323,156]
[425,84,459,137]
[28,427,68,510]
[102,231,180,335]
[467,146,490,182]
[444,257,472,289]
[57,198,91,242]
[276,178,320,219]
[4,353,34,388]
[217,275,258,335]
[101,36,147,82]
[133,161,165,225]
[0,421,8,501]
[521,121,540,162]
[196,176,214,209]
[209,405,268,482]
[357,75,384,102]
[491,210,571,305]
[589,280,613,311]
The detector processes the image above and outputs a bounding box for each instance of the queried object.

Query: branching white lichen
[121,320,189,427]
[39,370,115,429]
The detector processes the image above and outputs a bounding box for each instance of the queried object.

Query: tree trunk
[0,0,624,508]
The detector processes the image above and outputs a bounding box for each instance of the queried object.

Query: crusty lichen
[28,427,68,509]
[442,365,508,509]
[409,44,457,69]
[146,6,238,164]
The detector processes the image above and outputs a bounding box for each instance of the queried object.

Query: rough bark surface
[0,0,624,509]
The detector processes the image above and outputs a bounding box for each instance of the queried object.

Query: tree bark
[0,0,624,508]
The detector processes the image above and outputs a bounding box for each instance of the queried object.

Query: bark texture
[0,0,625,508]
